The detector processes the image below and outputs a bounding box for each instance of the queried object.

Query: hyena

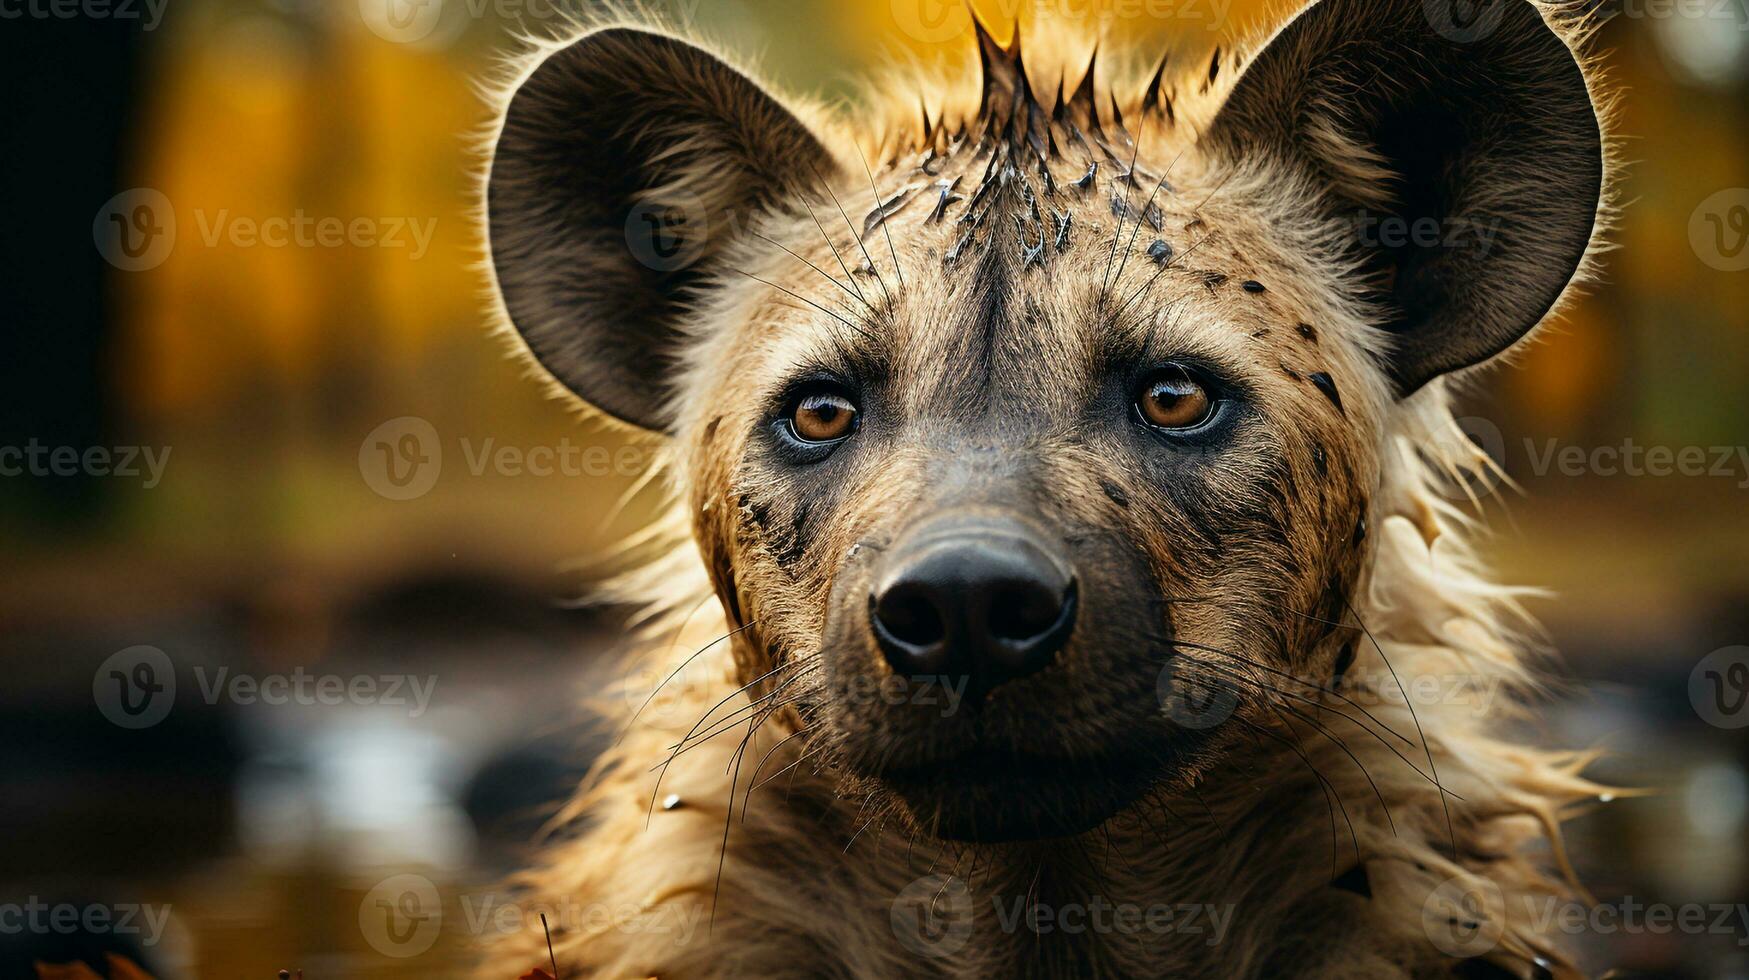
[482,0,1614,975]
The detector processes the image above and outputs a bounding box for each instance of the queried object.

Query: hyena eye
[788,390,859,443]
[1135,368,1215,431]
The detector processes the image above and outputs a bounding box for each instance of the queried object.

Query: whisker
[1347,598,1458,856]
[751,230,873,312]
[731,269,876,344]
[620,617,757,744]
[810,160,892,306]
[1099,124,1148,306]
[854,143,906,290]
[800,197,871,309]
[1108,148,1185,302]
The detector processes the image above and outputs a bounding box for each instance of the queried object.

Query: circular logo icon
[1425,415,1506,500]
[620,654,710,727]
[1691,646,1749,730]
[1421,0,1505,43]
[359,417,441,501]
[1689,189,1749,273]
[359,873,442,958]
[93,645,176,729]
[94,189,176,272]
[1421,875,1505,959]
[889,0,973,44]
[890,874,974,958]
[358,0,464,46]
[1156,658,1238,730]
[624,193,708,272]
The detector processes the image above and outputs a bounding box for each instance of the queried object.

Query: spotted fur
[477,1,1619,976]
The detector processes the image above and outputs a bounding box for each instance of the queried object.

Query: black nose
[870,519,1076,696]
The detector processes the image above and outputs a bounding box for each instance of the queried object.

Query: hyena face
[488,0,1600,841]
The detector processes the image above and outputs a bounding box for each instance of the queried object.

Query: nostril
[874,586,946,649]
[987,582,1066,641]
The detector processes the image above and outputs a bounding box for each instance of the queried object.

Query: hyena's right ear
[487,28,837,431]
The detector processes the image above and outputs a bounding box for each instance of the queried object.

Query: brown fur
[477,2,1619,976]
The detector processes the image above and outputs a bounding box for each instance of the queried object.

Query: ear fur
[487,28,836,431]
[1204,0,1604,395]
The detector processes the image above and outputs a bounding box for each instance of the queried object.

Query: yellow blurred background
[1,0,1746,976]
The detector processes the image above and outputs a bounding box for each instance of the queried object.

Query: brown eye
[1137,372,1214,430]
[790,391,858,442]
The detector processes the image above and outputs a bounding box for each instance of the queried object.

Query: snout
[869,516,1076,701]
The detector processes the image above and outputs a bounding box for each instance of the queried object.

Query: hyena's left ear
[487,28,836,431]
[1203,0,1603,396]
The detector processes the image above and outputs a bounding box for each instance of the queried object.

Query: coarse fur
[475,1,1622,976]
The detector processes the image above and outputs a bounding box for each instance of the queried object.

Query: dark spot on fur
[1190,270,1227,291]
[1250,328,1268,339]
[1185,216,1206,232]
[1331,642,1357,688]
[1353,514,1367,546]
[1296,322,1318,342]
[1100,480,1130,508]
[1071,160,1097,192]
[704,416,722,441]
[1311,443,1327,475]
[1329,861,1369,897]
[1280,361,1302,381]
[1241,279,1266,293]
[1147,239,1173,264]
[1308,372,1343,414]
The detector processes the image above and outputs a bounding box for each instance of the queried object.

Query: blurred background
[1,0,1746,976]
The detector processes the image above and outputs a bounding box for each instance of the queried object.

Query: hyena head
[487,0,1601,842]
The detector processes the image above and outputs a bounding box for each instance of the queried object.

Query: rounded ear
[487,28,836,431]
[1203,0,1603,396]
